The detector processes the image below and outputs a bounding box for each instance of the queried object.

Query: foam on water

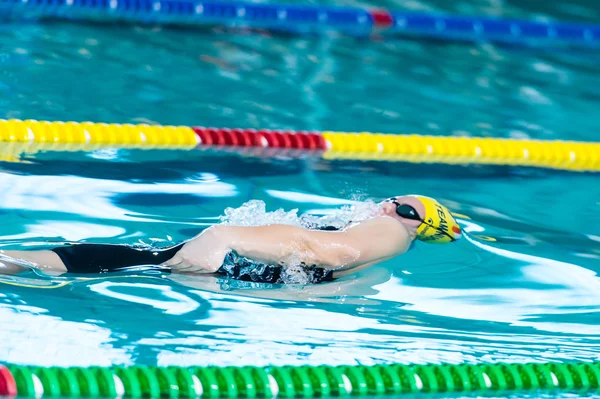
[220,199,381,229]
[220,200,305,227]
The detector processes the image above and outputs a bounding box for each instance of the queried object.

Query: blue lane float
[391,12,599,44]
[0,0,599,45]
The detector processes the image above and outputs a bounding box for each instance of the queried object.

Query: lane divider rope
[321,131,600,172]
[0,119,598,172]
[0,119,199,148]
[2,362,600,398]
[3,0,600,45]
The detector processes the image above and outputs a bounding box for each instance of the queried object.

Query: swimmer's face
[379,195,425,228]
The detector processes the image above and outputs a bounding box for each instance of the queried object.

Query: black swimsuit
[51,243,183,274]
[51,243,334,284]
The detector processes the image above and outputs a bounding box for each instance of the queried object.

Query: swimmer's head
[380,195,462,244]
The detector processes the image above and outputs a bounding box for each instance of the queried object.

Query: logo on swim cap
[414,195,462,244]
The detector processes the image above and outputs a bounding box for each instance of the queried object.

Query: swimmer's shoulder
[345,216,411,247]
[346,215,408,232]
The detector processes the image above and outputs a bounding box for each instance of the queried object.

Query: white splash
[220,200,303,227]
[220,199,380,230]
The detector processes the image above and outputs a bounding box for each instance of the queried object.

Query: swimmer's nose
[380,202,395,215]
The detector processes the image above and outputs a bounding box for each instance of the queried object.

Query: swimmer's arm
[304,217,412,271]
[164,224,314,272]
[165,217,411,273]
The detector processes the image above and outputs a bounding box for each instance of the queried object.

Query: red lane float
[0,366,17,398]
[192,127,327,150]
[370,9,394,28]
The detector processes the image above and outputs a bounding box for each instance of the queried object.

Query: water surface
[0,0,599,375]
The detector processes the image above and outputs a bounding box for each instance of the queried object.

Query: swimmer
[0,195,461,284]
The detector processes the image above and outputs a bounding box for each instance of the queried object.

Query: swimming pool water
[0,0,600,386]
[1,149,599,368]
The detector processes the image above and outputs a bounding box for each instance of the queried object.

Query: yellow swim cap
[414,195,462,244]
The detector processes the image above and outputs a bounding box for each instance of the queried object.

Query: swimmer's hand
[162,226,230,273]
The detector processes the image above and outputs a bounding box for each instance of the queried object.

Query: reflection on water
[89,281,202,315]
[0,149,598,368]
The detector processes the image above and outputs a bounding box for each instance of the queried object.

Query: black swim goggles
[384,198,456,242]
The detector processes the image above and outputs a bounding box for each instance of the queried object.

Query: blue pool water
[0,0,600,385]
